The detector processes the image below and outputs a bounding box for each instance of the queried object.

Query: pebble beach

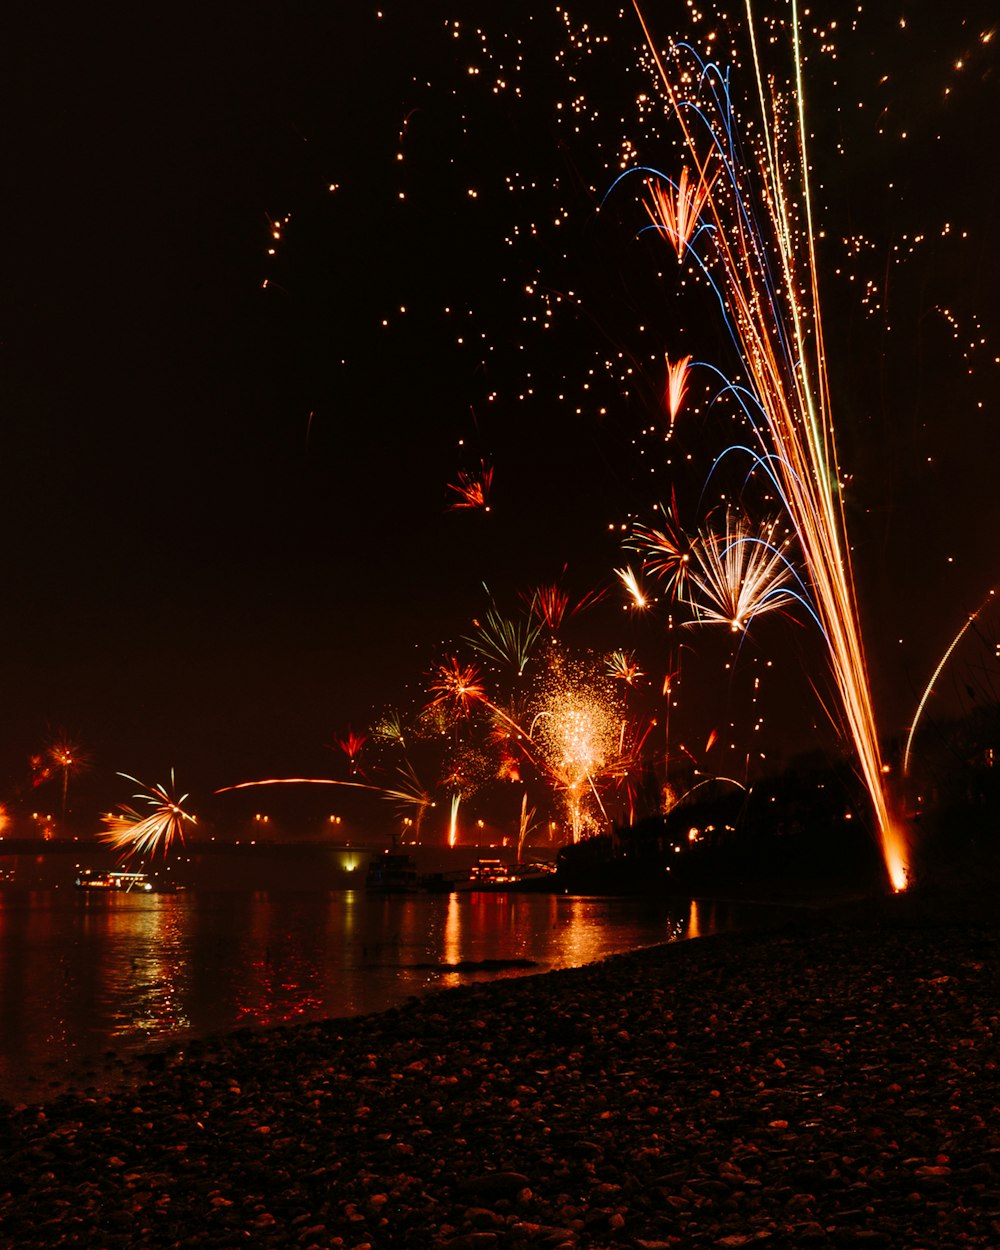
[3,888,1000,1249]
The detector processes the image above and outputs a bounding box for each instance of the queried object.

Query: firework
[218,774,435,814]
[333,727,368,775]
[903,588,998,777]
[516,791,537,860]
[644,164,717,261]
[628,491,694,599]
[524,577,607,632]
[372,708,407,749]
[625,2,908,888]
[425,634,647,844]
[607,648,644,686]
[664,353,693,434]
[464,604,542,676]
[681,512,802,633]
[525,651,631,843]
[447,461,493,510]
[615,564,650,611]
[42,736,90,818]
[427,656,487,717]
[101,772,195,860]
[447,792,462,847]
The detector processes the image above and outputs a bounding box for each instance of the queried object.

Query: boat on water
[74,869,182,894]
[365,851,420,893]
[464,858,558,890]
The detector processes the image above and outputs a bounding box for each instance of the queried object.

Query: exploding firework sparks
[41,737,90,818]
[333,727,368,775]
[615,564,650,611]
[447,462,493,511]
[681,513,803,634]
[531,687,618,843]
[644,163,718,262]
[101,772,195,860]
[464,603,542,676]
[427,657,487,717]
[629,492,694,600]
[524,578,607,633]
[607,648,644,686]
[663,352,693,435]
[622,2,909,888]
[372,709,407,749]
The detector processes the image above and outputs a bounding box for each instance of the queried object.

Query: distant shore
[3,885,1000,1247]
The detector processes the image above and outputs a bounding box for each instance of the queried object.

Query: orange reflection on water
[229,892,327,1028]
[67,892,192,1043]
[444,891,461,967]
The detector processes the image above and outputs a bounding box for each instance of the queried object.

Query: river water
[0,885,779,1104]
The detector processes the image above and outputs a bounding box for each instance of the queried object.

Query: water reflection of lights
[95,897,191,1040]
[0,889,773,1103]
[444,892,461,969]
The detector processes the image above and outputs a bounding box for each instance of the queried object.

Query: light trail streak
[903,588,998,777]
[615,564,650,610]
[216,776,435,811]
[627,0,908,888]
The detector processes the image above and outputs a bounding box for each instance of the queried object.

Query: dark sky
[5,1,999,824]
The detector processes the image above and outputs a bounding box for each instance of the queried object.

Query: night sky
[6,1,999,826]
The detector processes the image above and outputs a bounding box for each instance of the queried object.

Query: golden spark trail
[903,588,998,778]
[633,1,908,888]
[217,777,435,811]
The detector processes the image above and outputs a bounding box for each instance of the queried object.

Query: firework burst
[623,3,908,887]
[333,727,368,775]
[464,603,542,676]
[629,492,694,600]
[615,564,650,611]
[682,512,802,634]
[644,163,717,261]
[101,772,195,860]
[607,649,645,686]
[447,461,493,511]
[427,656,487,717]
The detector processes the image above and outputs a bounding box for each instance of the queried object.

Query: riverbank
[3,886,1000,1247]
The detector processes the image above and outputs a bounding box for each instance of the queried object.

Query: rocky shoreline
[3,888,1000,1248]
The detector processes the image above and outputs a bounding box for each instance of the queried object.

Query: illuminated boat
[468,858,514,886]
[364,851,420,893]
[465,859,558,890]
[74,869,155,893]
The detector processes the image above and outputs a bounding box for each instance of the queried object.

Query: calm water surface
[0,888,774,1103]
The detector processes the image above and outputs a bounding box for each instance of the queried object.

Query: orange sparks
[447,462,493,510]
[644,163,716,261]
[664,353,692,434]
[631,0,908,887]
[615,565,650,610]
[427,657,487,716]
[607,649,644,686]
[334,728,368,773]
